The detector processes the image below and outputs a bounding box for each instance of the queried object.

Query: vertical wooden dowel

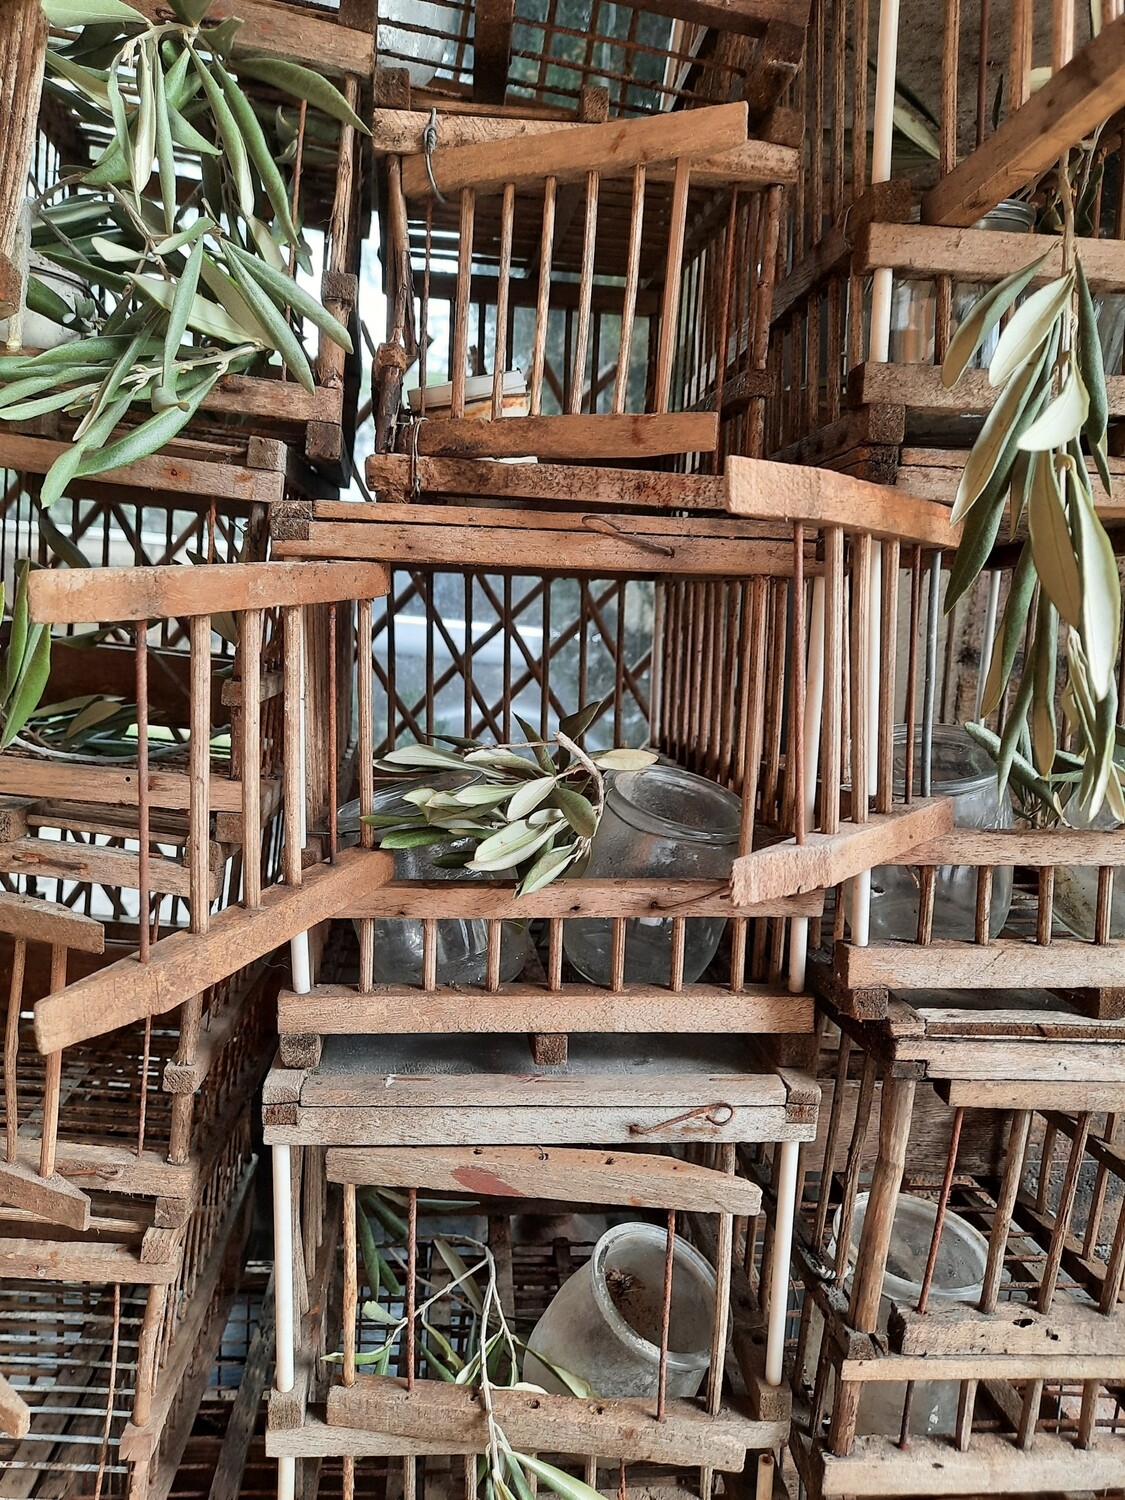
[38,944,66,1178]
[136,619,151,961]
[614,164,646,414]
[570,170,599,415]
[492,182,515,419]
[655,156,691,413]
[241,607,263,908]
[189,613,211,937]
[4,937,24,1163]
[451,187,474,417]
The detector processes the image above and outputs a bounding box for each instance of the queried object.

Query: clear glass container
[868,725,1014,942]
[802,1193,989,1438]
[1053,798,1125,940]
[522,1222,717,1400]
[339,774,532,987]
[951,198,1036,370]
[562,764,742,986]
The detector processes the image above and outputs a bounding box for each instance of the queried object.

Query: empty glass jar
[339,773,532,987]
[868,725,1014,942]
[522,1222,717,1400]
[562,764,742,986]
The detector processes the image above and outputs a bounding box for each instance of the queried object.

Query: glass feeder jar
[562,764,742,987]
[868,725,1014,942]
[339,773,532,987]
[950,198,1036,369]
[523,1222,717,1400]
[802,1193,989,1438]
[1053,798,1125,940]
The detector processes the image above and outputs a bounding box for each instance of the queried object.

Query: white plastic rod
[787,577,827,994]
[765,1139,800,1386]
[867,543,882,798]
[273,1143,295,1394]
[277,1457,295,1500]
[868,0,902,363]
[287,609,312,996]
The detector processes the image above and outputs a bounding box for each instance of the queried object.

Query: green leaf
[379,744,468,770]
[1077,258,1112,495]
[212,58,300,244]
[432,1238,484,1314]
[1018,352,1089,451]
[1028,453,1082,626]
[988,273,1073,387]
[378,827,451,849]
[996,646,1036,802]
[221,247,314,390]
[470,818,560,868]
[131,271,256,344]
[42,0,145,26]
[511,1455,604,1500]
[518,840,577,894]
[226,243,353,353]
[0,382,100,420]
[506,775,557,821]
[942,253,1050,389]
[1,625,52,751]
[154,219,215,257]
[24,274,72,326]
[4,566,31,705]
[464,747,539,778]
[452,784,515,808]
[551,784,598,840]
[168,0,215,23]
[151,40,177,235]
[1031,593,1058,775]
[37,508,90,569]
[188,44,255,216]
[106,53,135,191]
[40,443,89,510]
[1069,461,1122,700]
[592,748,660,771]
[64,695,125,740]
[167,97,221,154]
[558,698,605,739]
[980,542,1035,716]
[945,472,1006,612]
[520,1344,597,1398]
[75,367,218,477]
[233,54,371,135]
[132,36,157,196]
[964,718,1063,819]
[165,235,204,389]
[43,47,111,105]
[951,344,1047,524]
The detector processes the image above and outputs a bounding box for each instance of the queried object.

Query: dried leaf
[518,841,578,895]
[378,745,467,770]
[232,54,371,135]
[981,542,1035,716]
[951,344,1047,524]
[593,748,659,770]
[1031,593,1058,775]
[1018,352,1089,451]
[1027,454,1082,626]
[551,784,598,840]
[1068,462,1122,700]
[1,626,51,750]
[942,252,1049,389]
[988,273,1073,387]
[511,1455,604,1500]
[1077,258,1111,494]
[505,775,557,822]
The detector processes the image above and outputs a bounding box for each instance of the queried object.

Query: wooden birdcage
[766,0,1125,478]
[262,1038,818,1500]
[368,98,797,472]
[0,1114,255,1500]
[764,1014,1125,1498]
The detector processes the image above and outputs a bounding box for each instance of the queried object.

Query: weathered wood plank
[27,561,389,624]
[0,1235,182,1284]
[326,1380,772,1468]
[858,220,1125,293]
[0,1372,30,1441]
[839,939,1125,994]
[402,104,752,196]
[732,801,955,904]
[365,454,730,510]
[130,0,372,73]
[817,1430,1125,1496]
[0,1159,90,1232]
[0,835,221,899]
[0,762,266,816]
[326,1145,762,1214]
[34,849,393,1054]
[0,432,283,504]
[0,891,103,953]
[889,1300,1125,1359]
[922,17,1125,227]
[346,877,824,920]
[409,412,719,461]
[899,828,1125,865]
[277,982,815,1037]
[724,456,957,547]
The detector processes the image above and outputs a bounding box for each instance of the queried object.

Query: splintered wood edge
[730,800,955,905]
[0,890,105,953]
[724,457,959,547]
[0,1159,91,1232]
[324,1145,763,1215]
[27,561,390,625]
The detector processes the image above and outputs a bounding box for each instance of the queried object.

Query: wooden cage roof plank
[472,0,515,105]
[129,0,373,75]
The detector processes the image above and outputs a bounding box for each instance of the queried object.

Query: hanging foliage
[0,0,367,506]
[942,167,1124,824]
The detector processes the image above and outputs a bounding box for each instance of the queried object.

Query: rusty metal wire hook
[423,108,448,205]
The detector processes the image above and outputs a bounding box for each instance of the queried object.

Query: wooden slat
[409,412,719,461]
[27,561,389,624]
[816,1430,1125,1496]
[326,1145,762,1214]
[0,433,283,504]
[724,457,958,547]
[472,0,514,103]
[402,103,750,196]
[326,1381,773,1468]
[0,891,103,953]
[347,877,824,920]
[277,982,815,1036]
[130,0,372,73]
[0,762,268,815]
[921,16,1125,226]
[839,938,1125,994]
[365,454,729,509]
[0,1158,90,1232]
[890,1300,1125,1359]
[33,848,393,1054]
[275,521,796,578]
[0,1371,30,1441]
[901,828,1125,866]
[852,360,1125,420]
[731,801,955,904]
[0,1235,182,1284]
[0,836,221,899]
[858,220,1125,294]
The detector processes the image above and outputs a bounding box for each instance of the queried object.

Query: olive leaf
[1027,453,1083,626]
[980,542,1035,716]
[1076,258,1111,493]
[942,252,1050,389]
[951,343,1049,524]
[1031,592,1059,774]
[1018,352,1089,451]
[988,273,1074,386]
[232,54,371,135]
[1068,461,1121,700]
